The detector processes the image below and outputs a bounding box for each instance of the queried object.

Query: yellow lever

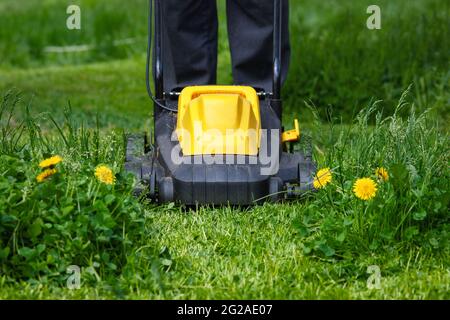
[282,119,300,143]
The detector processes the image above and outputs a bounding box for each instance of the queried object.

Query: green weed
[0,93,146,286]
[295,87,449,259]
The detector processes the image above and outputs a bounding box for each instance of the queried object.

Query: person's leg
[226,0,290,92]
[160,0,218,92]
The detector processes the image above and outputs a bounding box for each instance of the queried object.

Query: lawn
[0,0,449,299]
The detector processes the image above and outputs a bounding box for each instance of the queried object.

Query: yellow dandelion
[95,165,115,185]
[36,168,57,183]
[375,167,389,182]
[39,155,63,168]
[353,178,377,200]
[313,167,332,189]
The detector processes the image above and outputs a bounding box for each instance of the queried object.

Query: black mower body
[124,0,316,205]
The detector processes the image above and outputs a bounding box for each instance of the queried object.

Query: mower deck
[125,99,316,205]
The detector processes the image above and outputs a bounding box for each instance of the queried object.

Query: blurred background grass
[0,0,448,128]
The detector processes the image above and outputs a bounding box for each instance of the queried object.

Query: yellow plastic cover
[176,86,261,156]
[281,119,300,143]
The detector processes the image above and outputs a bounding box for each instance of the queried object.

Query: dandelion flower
[95,165,115,185]
[375,167,389,182]
[353,178,377,200]
[36,168,57,182]
[313,167,332,189]
[39,155,63,168]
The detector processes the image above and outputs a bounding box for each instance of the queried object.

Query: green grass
[2,200,449,299]
[1,90,448,299]
[0,0,449,299]
[0,59,150,130]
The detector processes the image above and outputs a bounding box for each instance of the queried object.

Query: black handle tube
[272,0,282,101]
[154,0,164,100]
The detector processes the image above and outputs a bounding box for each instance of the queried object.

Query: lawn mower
[125,0,316,205]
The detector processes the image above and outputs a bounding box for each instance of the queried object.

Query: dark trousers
[161,0,290,93]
